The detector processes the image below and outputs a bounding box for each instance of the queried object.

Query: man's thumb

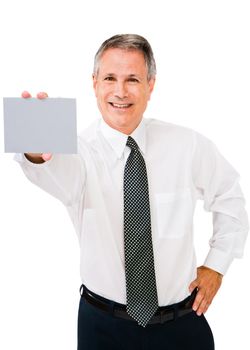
[42,153,52,161]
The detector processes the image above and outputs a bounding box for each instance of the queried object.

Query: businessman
[17,34,248,349]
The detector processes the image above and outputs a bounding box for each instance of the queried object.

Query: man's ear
[149,78,155,92]
[92,74,97,89]
[148,77,156,100]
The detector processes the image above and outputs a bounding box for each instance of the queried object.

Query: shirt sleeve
[191,132,249,275]
[14,151,86,207]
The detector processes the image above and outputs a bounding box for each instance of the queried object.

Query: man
[17,34,248,349]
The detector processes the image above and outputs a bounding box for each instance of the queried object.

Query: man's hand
[189,266,223,316]
[22,91,52,163]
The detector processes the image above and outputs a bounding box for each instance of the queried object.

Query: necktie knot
[126,136,139,151]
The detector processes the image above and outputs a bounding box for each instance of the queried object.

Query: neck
[102,119,142,136]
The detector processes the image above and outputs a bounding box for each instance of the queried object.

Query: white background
[0,0,249,349]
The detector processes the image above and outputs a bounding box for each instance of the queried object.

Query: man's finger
[189,279,199,293]
[37,92,48,99]
[192,290,205,311]
[22,91,32,98]
[42,153,52,161]
[196,298,210,316]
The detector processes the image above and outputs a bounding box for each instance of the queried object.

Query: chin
[107,114,130,125]
[103,112,141,132]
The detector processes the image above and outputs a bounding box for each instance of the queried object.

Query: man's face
[93,48,155,135]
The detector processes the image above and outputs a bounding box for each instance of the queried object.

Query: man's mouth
[109,102,133,109]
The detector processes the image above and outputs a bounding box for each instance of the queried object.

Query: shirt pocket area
[154,189,193,239]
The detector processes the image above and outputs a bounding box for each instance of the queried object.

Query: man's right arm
[16,91,86,206]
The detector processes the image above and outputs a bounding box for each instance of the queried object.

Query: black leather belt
[80,285,196,325]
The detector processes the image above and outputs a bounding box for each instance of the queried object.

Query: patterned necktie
[124,136,158,327]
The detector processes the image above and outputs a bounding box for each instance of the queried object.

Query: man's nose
[114,82,128,99]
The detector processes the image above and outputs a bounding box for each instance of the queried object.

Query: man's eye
[104,76,115,81]
[128,78,139,83]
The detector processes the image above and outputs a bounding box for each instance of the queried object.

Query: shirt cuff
[13,153,24,162]
[203,248,234,275]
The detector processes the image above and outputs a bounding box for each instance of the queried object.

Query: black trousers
[77,293,214,350]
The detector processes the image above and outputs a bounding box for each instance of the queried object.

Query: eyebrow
[104,73,142,79]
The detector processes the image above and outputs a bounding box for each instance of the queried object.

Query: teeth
[112,103,131,108]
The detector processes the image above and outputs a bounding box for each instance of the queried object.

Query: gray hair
[93,34,156,80]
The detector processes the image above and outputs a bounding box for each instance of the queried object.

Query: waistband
[80,284,197,325]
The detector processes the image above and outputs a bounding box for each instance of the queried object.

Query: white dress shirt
[15,118,248,306]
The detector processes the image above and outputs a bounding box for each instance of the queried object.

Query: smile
[109,102,133,109]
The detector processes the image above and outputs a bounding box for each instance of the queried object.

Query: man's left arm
[189,132,249,315]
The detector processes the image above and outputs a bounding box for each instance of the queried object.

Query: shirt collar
[100,119,146,159]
